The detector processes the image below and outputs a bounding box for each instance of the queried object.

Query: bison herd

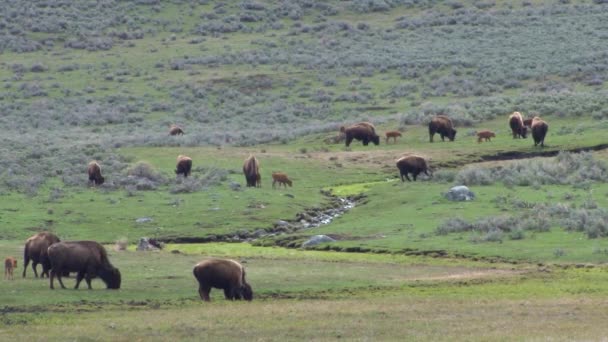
[9,231,253,302]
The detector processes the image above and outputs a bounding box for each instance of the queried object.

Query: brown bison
[87,161,105,186]
[175,155,193,177]
[531,117,548,147]
[523,118,533,128]
[476,130,496,143]
[5,257,17,280]
[428,115,457,142]
[340,122,380,147]
[385,130,402,144]
[243,155,261,187]
[169,124,184,136]
[508,111,527,139]
[272,172,293,188]
[23,232,61,278]
[193,258,253,302]
[396,155,431,182]
[48,241,121,290]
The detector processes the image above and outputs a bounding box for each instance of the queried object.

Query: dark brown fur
[243,155,261,187]
[169,125,184,136]
[396,155,431,182]
[87,161,105,186]
[508,112,528,139]
[476,130,496,143]
[531,117,548,147]
[48,241,121,290]
[175,155,193,177]
[272,172,293,188]
[23,232,61,278]
[4,257,17,280]
[341,122,380,147]
[193,258,253,302]
[385,130,402,144]
[428,115,457,142]
[523,118,533,128]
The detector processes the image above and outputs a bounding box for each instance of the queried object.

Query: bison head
[100,267,121,289]
[447,128,457,141]
[371,134,380,145]
[520,127,528,139]
[241,283,253,301]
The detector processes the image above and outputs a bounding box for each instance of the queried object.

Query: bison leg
[49,270,55,289]
[32,261,39,278]
[74,271,85,289]
[345,136,353,147]
[224,288,233,300]
[199,285,211,301]
[22,256,30,278]
[404,173,412,182]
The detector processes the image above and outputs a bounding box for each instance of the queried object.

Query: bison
[523,118,533,128]
[531,117,548,147]
[48,241,121,290]
[396,155,431,182]
[193,258,253,302]
[508,111,527,139]
[87,161,105,186]
[23,232,61,278]
[175,155,193,177]
[428,115,457,142]
[243,155,261,187]
[5,257,17,280]
[476,130,496,143]
[169,124,184,136]
[340,122,380,147]
[272,172,293,188]
[385,130,402,144]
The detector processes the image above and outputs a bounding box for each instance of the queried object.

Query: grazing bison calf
[396,155,431,182]
[87,161,105,186]
[508,111,527,139]
[341,122,380,147]
[193,258,253,302]
[175,155,193,177]
[4,257,17,280]
[476,130,496,143]
[272,172,293,188]
[243,155,261,187]
[531,117,549,147]
[48,241,121,290]
[385,130,402,144]
[23,231,61,278]
[169,124,184,136]
[428,115,457,142]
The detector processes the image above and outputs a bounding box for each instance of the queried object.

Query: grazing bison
[340,122,380,147]
[169,124,184,136]
[193,258,253,302]
[476,130,496,143]
[531,117,549,147]
[508,111,527,139]
[396,155,431,182]
[428,115,457,142]
[385,130,402,144]
[271,172,293,188]
[243,155,261,187]
[4,257,17,280]
[23,232,61,278]
[48,241,121,290]
[175,155,193,177]
[87,161,105,186]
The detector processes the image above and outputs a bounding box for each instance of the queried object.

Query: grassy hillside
[3,1,608,339]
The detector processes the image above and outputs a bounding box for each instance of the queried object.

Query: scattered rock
[229,182,241,191]
[136,237,161,251]
[444,185,475,201]
[135,217,153,223]
[302,235,336,248]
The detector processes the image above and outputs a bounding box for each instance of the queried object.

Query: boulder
[136,237,160,251]
[444,185,475,201]
[302,235,335,248]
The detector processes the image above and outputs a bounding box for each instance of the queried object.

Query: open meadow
[3,0,608,340]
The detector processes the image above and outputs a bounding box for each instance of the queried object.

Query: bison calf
[272,172,292,188]
[385,130,402,144]
[476,130,496,143]
[396,155,431,182]
[48,241,121,290]
[193,258,253,302]
[4,257,17,280]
